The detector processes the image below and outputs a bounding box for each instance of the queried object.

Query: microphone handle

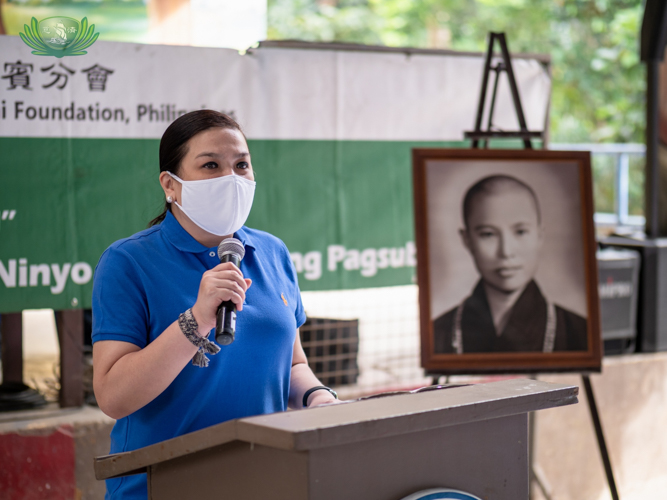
[215,301,236,345]
[215,253,241,345]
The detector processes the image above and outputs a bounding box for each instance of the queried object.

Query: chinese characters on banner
[2,60,114,91]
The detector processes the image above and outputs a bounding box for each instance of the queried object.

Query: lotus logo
[400,489,483,500]
[19,17,99,58]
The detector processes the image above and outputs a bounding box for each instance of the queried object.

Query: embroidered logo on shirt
[281,293,288,306]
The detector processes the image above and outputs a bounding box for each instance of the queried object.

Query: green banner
[0,137,466,312]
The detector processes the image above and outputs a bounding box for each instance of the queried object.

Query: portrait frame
[413,148,602,374]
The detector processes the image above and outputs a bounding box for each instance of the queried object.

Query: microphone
[215,237,246,345]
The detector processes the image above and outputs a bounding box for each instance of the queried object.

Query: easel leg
[1,312,23,383]
[55,310,84,408]
[582,374,620,500]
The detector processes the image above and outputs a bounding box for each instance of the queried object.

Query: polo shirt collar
[162,211,256,253]
[234,226,256,252]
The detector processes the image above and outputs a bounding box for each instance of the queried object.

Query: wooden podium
[95,379,577,500]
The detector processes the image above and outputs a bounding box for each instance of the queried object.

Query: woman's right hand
[191,262,252,334]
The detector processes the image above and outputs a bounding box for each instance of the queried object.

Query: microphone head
[217,237,245,262]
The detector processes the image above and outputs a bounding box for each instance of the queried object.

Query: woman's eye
[478,231,495,239]
[236,161,249,170]
[202,162,218,169]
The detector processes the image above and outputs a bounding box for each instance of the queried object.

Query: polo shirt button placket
[209,251,216,258]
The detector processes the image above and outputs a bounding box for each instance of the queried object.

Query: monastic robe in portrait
[433,280,588,354]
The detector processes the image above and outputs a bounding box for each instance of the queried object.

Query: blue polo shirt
[92,211,305,500]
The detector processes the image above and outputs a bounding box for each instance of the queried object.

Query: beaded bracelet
[178,308,220,367]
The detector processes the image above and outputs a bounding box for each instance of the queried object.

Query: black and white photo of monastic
[425,159,591,356]
[432,174,587,354]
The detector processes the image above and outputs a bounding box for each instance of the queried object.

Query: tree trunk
[0,2,6,35]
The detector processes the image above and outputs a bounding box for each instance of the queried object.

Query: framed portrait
[412,148,602,374]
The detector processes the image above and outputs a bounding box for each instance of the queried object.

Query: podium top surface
[95,378,578,480]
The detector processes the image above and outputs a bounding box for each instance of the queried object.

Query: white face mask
[168,172,256,237]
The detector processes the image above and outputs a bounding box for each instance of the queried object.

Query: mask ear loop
[167,171,184,183]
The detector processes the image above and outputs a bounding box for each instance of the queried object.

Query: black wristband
[302,386,338,407]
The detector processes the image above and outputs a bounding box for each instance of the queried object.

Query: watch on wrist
[302,386,338,407]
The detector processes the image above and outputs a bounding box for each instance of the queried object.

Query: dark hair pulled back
[148,110,244,226]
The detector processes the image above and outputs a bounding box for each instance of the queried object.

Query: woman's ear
[159,171,176,201]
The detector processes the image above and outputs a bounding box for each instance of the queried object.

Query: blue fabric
[92,211,305,500]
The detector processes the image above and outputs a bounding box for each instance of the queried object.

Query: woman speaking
[92,110,337,499]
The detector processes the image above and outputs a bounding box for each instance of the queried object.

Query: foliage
[267,0,646,144]
[2,0,149,43]
[5,0,145,4]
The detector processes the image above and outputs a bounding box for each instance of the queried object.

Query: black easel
[582,374,620,500]
[464,32,543,149]
[462,32,620,500]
